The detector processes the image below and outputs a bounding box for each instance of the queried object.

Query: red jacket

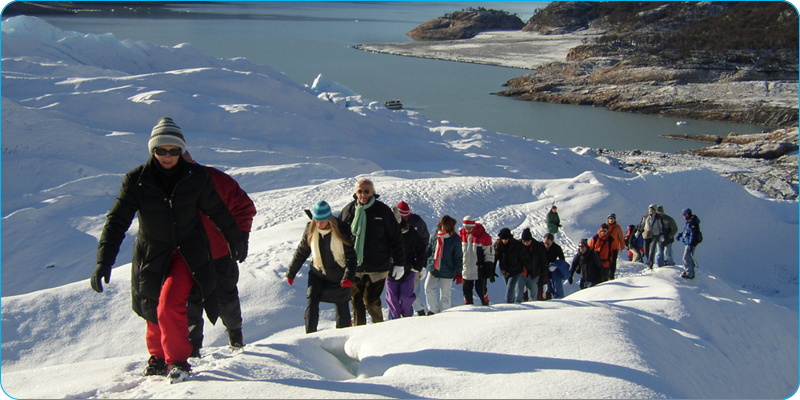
[201,166,256,259]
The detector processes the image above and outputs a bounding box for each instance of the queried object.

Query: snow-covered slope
[1,16,797,399]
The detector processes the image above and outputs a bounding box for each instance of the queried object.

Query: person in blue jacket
[676,208,703,280]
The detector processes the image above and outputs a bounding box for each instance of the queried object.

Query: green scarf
[352,196,375,265]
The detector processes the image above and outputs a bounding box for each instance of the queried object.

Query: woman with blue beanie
[287,201,357,333]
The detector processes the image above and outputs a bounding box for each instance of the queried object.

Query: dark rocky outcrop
[407,8,524,41]
[498,2,799,128]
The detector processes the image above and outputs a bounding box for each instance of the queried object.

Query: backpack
[633,230,644,249]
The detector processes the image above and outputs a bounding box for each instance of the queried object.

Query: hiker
[385,206,427,319]
[396,201,431,316]
[676,208,703,280]
[287,201,356,333]
[520,228,547,302]
[91,117,245,383]
[588,223,618,283]
[606,213,625,279]
[425,215,463,314]
[638,204,663,268]
[540,233,565,299]
[656,206,679,267]
[183,151,256,356]
[339,178,405,325]
[546,205,561,236]
[494,228,530,304]
[569,239,603,289]
[459,216,495,306]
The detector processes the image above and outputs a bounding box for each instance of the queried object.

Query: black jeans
[462,279,488,305]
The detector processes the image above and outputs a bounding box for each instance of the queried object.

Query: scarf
[434,232,450,270]
[310,227,345,274]
[351,196,375,265]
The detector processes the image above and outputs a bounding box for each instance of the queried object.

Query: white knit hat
[148,117,186,154]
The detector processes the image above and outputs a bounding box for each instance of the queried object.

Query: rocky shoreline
[355,3,798,201]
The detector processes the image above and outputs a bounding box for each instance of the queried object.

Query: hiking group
[91,117,702,384]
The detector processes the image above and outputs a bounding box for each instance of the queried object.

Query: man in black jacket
[91,117,244,383]
[494,228,530,304]
[339,178,405,325]
[569,238,603,289]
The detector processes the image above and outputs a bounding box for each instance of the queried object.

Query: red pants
[146,251,194,365]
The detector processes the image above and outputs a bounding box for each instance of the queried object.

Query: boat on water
[384,100,403,110]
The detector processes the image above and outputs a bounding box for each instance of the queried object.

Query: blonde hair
[307,217,351,246]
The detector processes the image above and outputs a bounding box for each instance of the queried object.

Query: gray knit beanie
[148,117,186,154]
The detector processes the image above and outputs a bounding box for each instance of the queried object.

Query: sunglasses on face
[154,148,182,157]
[357,189,371,194]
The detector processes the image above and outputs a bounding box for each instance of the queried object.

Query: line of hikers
[91,117,702,383]
[286,178,703,336]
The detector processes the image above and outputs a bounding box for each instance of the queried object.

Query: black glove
[230,233,248,263]
[568,275,574,285]
[91,264,112,293]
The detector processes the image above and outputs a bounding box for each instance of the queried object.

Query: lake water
[33,1,770,153]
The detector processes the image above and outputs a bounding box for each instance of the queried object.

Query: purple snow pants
[386,271,417,319]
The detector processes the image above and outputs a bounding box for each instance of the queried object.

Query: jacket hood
[459,223,492,246]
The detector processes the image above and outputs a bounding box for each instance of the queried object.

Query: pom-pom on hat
[396,201,411,219]
[148,117,186,154]
[312,200,332,221]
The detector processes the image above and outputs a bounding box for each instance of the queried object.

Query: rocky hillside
[407,7,524,41]
[498,1,798,127]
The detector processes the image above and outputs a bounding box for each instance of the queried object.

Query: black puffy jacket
[494,238,530,277]
[339,197,405,273]
[97,156,241,324]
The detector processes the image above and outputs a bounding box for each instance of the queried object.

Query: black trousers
[188,255,243,349]
[305,273,352,333]
[462,279,488,305]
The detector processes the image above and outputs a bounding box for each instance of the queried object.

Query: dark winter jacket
[523,239,549,285]
[546,211,561,234]
[396,228,427,279]
[544,242,566,264]
[287,219,357,304]
[200,165,256,259]
[570,249,603,285]
[408,213,430,246]
[340,197,405,273]
[426,233,463,279]
[660,213,679,244]
[679,215,703,246]
[97,156,242,324]
[494,238,530,277]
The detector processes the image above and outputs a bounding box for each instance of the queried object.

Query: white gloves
[392,265,405,280]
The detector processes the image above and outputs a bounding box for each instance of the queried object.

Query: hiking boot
[167,361,191,384]
[143,356,168,377]
[227,328,244,348]
[426,311,435,316]
[417,310,426,317]
[680,272,695,280]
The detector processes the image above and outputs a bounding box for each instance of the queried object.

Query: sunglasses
[357,189,371,194]
[154,148,182,157]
